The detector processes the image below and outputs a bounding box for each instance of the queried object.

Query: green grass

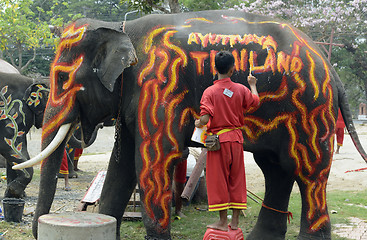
[1,190,366,239]
[119,190,367,239]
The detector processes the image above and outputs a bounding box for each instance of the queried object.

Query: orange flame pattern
[42,23,87,141]
[138,17,335,232]
[138,25,191,229]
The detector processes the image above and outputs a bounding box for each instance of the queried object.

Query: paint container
[203,226,244,240]
[2,198,25,222]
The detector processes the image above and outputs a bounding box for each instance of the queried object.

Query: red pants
[59,150,69,175]
[206,142,247,211]
[336,127,344,146]
[74,148,83,160]
[174,159,187,184]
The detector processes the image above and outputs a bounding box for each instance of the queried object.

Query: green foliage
[122,0,242,13]
[0,0,53,49]
[332,43,367,112]
[122,0,164,14]
[0,0,62,73]
[65,0,129,22]
[180,0,241,11]
[118,191,366,239]
[0,0,131,75]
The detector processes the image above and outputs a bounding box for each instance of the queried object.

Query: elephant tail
[333,67,367,163]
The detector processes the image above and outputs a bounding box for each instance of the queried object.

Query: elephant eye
[58,72,69,82]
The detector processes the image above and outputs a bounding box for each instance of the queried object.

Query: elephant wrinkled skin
[15,10,367,240]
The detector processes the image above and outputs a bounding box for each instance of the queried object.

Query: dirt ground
[1,124,367,239]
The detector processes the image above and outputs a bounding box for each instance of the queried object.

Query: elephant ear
[24,83,49,116]
[92,28,137,92]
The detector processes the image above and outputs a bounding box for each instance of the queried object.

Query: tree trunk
[169,0,180,13]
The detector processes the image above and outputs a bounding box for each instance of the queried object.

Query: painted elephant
[0,72,49,198]
[15,10,367,240]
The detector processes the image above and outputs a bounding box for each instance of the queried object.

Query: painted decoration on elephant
[0,86,26,159]
[137,16,334,231]
[26,84,48,107]
[42,23,87,140]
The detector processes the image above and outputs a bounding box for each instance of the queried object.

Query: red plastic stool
[203,227,244,240]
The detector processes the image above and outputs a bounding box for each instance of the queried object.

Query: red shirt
[200,78,260,143]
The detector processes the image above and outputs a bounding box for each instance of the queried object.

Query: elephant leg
[247,151,295,240]
[136,144,179,239]
[138,171,174,240]
[3,150,33,199]
[295,155,332,240]
[99,123,137,240]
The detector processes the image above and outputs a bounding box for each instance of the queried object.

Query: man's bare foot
[228,222,239,230]
[207,222,228,232]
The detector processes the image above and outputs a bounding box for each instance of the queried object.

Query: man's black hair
[215,51,235,74]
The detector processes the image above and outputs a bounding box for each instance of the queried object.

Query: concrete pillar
[38,212,116,240]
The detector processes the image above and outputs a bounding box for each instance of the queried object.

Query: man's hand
[248,75,257,86]
[195,114,209,128]
[247,74,259,97]
[195,119,203,128]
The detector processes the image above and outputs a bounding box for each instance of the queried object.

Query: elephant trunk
[67,123,103,149]
[12,124,72,170]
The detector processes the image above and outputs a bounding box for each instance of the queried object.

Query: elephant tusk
[12,123,72,170]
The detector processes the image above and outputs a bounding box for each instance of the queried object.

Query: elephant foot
[298,231,331,240]
[145,236,171,240]
[247,225,285,240]
[5,181,27,199]
[69,172,78,178]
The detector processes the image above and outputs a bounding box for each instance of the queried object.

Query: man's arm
[195,114,209,128]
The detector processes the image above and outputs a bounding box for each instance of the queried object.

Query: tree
[334,41,367,112]
[234,0,366,42]
[62,0,130,22]
[121,0,180,14]
[180,0,241,11]
[0,0,60,74]
[122,0,243,14]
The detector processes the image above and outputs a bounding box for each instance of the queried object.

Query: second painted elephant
[0,72,49,198]
[15,10,367,240]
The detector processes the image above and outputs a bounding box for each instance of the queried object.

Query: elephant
[0,72,49,198]
[14,10,367,240]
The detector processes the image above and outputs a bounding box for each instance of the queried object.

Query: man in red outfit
[59,149,71,191]
[335,109,345,154]
[195,51,259,231]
